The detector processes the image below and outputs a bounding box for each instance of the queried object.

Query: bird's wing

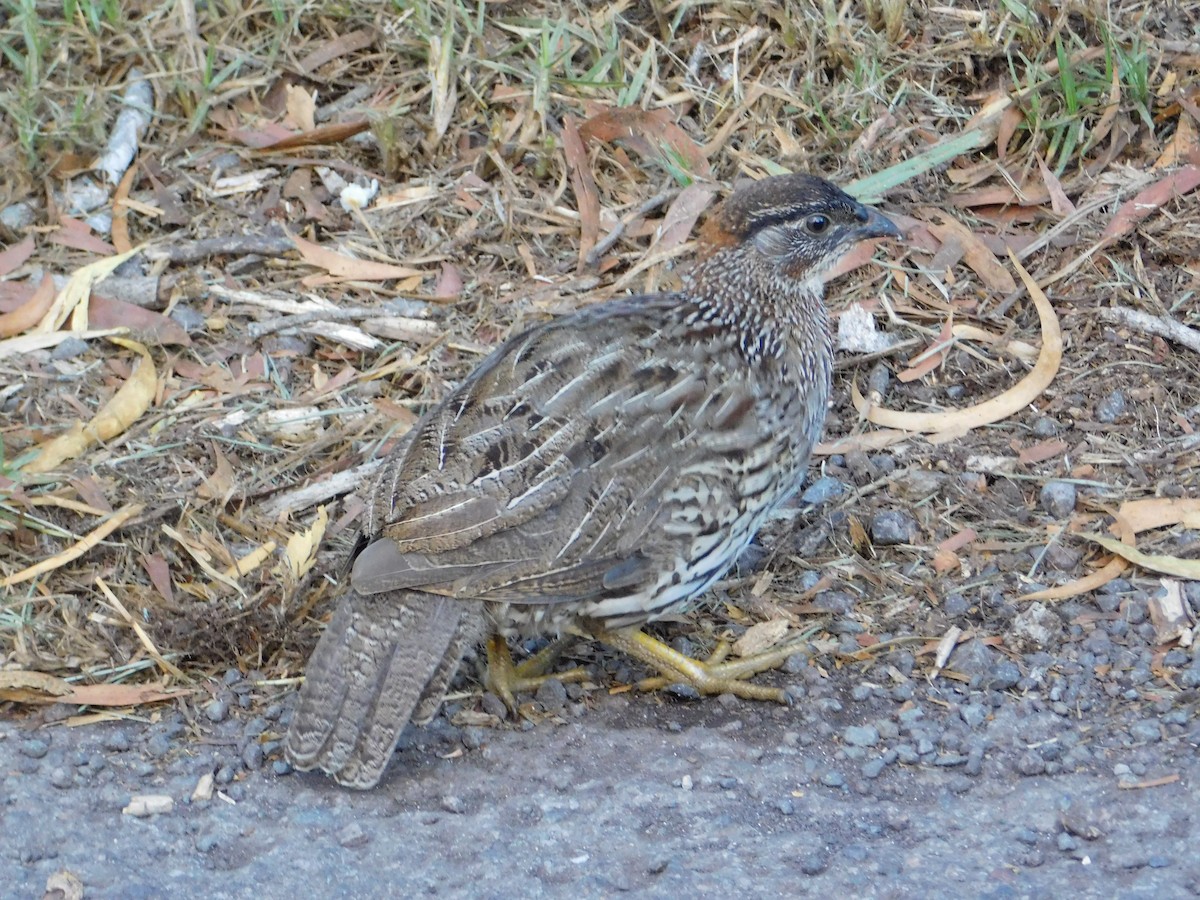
[351,297,763,605]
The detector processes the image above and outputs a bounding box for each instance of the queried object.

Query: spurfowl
[286,173,900,788]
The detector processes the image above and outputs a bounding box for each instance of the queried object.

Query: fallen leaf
[0,274,55,338]
[579,106,712,178]
[256,119,371,151]
[88,294,191,346]
[562,115,599,269]
[48,216,115,255]
[1101,165,1200,241]
[1036,154,1077,216]
[0,670,188,706]
[0,234,35,277]
[732,619,790,657]
[24,338,157,474]
[924,210,1017,293]
[285,505,328,581]
[853,252,1061,441]
[291,233,425,281]
[0,503,145,586]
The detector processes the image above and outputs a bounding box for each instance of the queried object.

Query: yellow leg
[483,634,589,713]
[580,626,812,703]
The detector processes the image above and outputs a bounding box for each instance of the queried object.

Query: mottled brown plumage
[285,173,899,788]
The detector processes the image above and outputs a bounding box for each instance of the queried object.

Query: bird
[285,173,900,789]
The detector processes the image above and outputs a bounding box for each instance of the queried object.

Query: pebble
[337,822,370,849]
[819,771,845,788]
[1032,417,1059,437]
[1039,481,1077,518]
[49,767,73,789]
[480,693,509,720]
[50,337,90,361]
[145,735,172,758]
[104,730,131,752]
[861,758,887,779]
[19,739,50,759]
[204,698,230,723]
[0,200,35,229]
[1096,390,1127,423]
[986,661,1022,692]
[959,704,987,728]
[242,742,264,770]
[843,725,879,748]
[1128,719,1162,743]
[534,679,567,712]
[169,305,208,334]
[801,476,846,507]
[1015,751,1047,776]
[870,510,918,546]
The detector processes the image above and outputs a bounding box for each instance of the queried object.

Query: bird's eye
[804,214,830,235]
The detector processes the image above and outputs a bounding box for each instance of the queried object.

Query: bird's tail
[285,589,482,789]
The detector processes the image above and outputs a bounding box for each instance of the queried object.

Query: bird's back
[353,287,831,632]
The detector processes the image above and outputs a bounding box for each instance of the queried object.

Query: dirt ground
[2,1,1200,896]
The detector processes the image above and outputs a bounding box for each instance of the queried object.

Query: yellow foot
[483,634,589,713]
[584,626,813,703]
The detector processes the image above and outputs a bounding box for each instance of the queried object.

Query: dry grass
[2,0,1199,700]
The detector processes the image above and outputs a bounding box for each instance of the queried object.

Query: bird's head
[700,173,901,283]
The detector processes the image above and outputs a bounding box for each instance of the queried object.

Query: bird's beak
[855,206,902,241]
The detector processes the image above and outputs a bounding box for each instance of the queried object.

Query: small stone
[798,852,829,876]
[959,704,987,728]
[534,678,568,712]
[19,739,50,759]
[195,832,220,853]
[820,771,845,788]
[241,741,264,770]
[272,760,293,777]
[965,746,985,777]
[441,795,466,814]
[169,305,208,334]
[1039,481,1077,518]
[204,698,230,723]
[986,661,1022,692]
[145,734,172,758]
[49,767,74,789]
[870,510,918,546]
[480,693,509,720]
[1111,850,1149,870]
[337,822,371,849]
[103,730,131,752]
[890,468,947,501]
[0,201,35,230]
[1015,751,1046,776]
[1096,390,1126,423]
[1011,602,1063,651]
[1128,719,1162,743]
[843,725,880,748]
[801,476,846,507]
[123,794,174,817]
[861,758,887,779]
[223,669,243,685]
[1032,417,1059,437]
[49,337,90,361]
[214,766,235,785]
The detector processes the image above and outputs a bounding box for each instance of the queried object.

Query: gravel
[3,578,1199,897]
